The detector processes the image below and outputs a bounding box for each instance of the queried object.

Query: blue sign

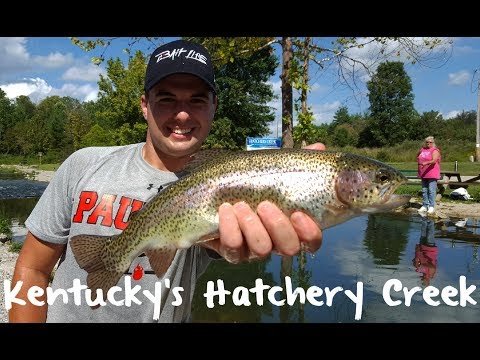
[246,137,282,151]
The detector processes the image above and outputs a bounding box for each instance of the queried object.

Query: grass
[37,163,59,171]
[396,184,480,202]
[8,240,23,253]
[0,218,12,241]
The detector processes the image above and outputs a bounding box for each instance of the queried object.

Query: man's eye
[191,98,207,104]
[158,98,174,103]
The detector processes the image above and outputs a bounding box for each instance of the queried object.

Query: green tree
[199,38,277,149]
[96,51,147,130]
[365,61,418,146]
[2,95,37,154]
[292,37,316,148]
[11,120,36,156]
[0,89,14,152]
[330,106,352,129]
[67,102,94,151]
[441,110,477,142]
[332,124,358,147]
[79,123,116,148]
[12,95,36,124]
[414,111,444,140]
[113,123,148,145]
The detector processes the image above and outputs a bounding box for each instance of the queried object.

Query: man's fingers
[232,201,272,258]
[304,142,326,151]
[217,203,246,263]
[290,211,322,253]
[256,201,300,256]
[216,201,323,263]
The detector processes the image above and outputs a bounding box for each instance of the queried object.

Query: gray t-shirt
[25,142,213,322]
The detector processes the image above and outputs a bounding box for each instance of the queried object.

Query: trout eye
[376,169,391,183]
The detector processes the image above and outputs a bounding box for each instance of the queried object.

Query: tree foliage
[0,89,14,151]
[363,61,419,146]
[195,38,278,149]
[96,51,147,129]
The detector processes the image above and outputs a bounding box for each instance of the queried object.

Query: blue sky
[1,37,479,137]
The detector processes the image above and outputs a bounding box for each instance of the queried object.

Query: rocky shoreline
[9,165,55,182]
[0,242,21,323]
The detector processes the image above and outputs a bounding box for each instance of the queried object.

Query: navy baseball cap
[144,39,216,94]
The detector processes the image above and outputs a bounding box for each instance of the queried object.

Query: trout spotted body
[70,149,410,295]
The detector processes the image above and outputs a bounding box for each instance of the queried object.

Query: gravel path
[10,165,55,182]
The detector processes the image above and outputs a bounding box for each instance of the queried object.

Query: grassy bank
[396,184,480,202]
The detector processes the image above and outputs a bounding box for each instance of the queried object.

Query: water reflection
[363,213,410,266]
[0,176,47,243]
[192,214,480,323]
[412,218,438,286]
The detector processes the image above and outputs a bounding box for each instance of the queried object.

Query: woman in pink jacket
[417,136,441,215]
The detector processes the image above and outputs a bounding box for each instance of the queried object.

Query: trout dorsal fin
[183,148,233,174]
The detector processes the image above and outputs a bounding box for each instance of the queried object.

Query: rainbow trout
[70,148,410,295]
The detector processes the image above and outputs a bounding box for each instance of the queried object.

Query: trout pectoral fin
[198,231,220,243]
[319,204,356,229]
[145,248,177,278]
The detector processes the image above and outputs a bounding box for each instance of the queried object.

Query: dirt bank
[11,165,55,182]
[401,197,479,219]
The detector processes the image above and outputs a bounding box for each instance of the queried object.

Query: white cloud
[310,82,328,94]
[0,37,31,79]
[311,101,342,125]
[266,76,343,136]
[62,63,105,82]
[269,79,281,93]
[444,110,461,119]
[52,83,99,102]
[448,70,470,85]
[0,78,99,104]
[0,78,52,102]
[33,52,74,69]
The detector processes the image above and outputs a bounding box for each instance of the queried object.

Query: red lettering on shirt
[114,197,144,230]
[72,191,98,223]
[73,191,145,230]
[87,194,117,226]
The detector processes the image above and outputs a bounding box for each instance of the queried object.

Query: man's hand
[203,142,325,263]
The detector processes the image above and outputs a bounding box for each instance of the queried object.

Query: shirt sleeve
[25,154,76,244]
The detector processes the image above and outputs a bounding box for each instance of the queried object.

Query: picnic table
[403,170,480,193]
[442,171,462,182]
[439,172,480,190]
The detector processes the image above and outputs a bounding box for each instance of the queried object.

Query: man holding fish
[8,39,326,322]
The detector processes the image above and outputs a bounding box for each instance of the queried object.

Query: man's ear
[141,94,148,119]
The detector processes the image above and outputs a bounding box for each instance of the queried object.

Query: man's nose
[173,102,191,120]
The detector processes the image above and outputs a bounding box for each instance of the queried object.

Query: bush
[0,218,12,241]
[376,150,390,162]
[8,241,23,253]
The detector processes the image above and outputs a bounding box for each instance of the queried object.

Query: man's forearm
[8,268,50,323]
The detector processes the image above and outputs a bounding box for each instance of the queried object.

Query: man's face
[141,73,217,158]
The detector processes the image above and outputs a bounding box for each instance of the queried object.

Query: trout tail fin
[70,234,124,299]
